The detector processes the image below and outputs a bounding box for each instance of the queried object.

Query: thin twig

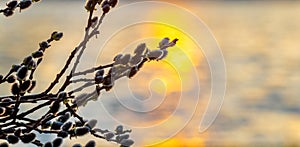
[0,69,13,84]
[72,63,114,77]
[57,14,106,93]
[86,1,97,30]
[12,94,20,122]
[43,47,80,94]
[91,130,105,139]
[66,103,84,123]
[17,99,53,119]
[71,78,94,83]
[68,82,94,96]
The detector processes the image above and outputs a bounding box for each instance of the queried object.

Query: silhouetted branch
[0,0,178,146]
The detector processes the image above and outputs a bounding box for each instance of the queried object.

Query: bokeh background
[1,0,300,146]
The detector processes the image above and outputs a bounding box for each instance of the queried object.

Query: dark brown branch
[70,78,94,83]
[57,14,106,93]
[65,103,84,123]
[39,104,77,125]
[91,130,105,139]
[68,82,94,96]
[0,96,63,106]
[16,99,53,119]
[72,63,114,77]
[12,95,20,122]
[0,14,108,127]
[0,69,13,84]
[43,47,80,94]
[86,2,97,30]
[0,1,140,146]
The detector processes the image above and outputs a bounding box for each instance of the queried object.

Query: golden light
[130,23,202,95]
[133,4,207,147]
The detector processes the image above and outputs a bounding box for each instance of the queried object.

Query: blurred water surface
[0,0,300,147]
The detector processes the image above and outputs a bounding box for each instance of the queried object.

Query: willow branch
[72,63,114,77]
[68,82,94,96]
[58,14,106,93]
